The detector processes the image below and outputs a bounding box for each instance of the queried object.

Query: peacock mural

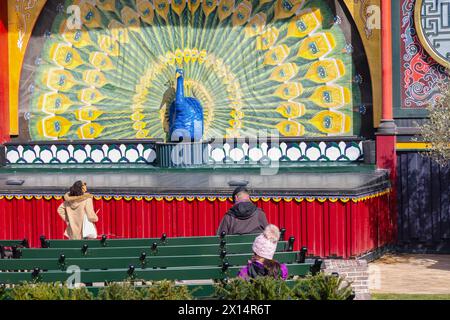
[24,0,368,141]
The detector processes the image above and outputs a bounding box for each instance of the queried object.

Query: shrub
[96,281,193,300]
[214,277,292,300]
[142,280,193,300]
[4,282,93,300]
[291,273,353,300]
[97,282,145,300]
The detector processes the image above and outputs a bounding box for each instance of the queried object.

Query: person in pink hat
[238,224,288,280]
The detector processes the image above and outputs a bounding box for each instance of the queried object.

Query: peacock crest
[26,0,364,140]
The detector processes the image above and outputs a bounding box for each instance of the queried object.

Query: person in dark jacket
[217,186,268,235]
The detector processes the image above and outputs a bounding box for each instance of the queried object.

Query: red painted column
[0,1,9,143]
[377,0,397,243]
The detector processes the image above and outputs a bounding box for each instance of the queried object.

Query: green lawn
[372,293,450,300]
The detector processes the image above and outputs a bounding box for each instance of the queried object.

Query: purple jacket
[238,260,289,280]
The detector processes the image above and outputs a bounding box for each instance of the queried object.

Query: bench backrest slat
[18,242,288,259]
[44,234,261,248]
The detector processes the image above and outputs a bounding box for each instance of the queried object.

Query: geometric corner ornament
[414,0,450,68]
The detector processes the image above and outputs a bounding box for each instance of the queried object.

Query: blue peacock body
[169,69,204,142]
[24,0,366,141]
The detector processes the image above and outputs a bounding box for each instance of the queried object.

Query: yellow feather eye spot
[38,93,73,114]
[132,121,147,131]
[154,0,170,22]
[121,6,141,28]
[99,35,120,56]
[270,63,299,82]
[175,49,184,65]
[229,119,243,129]
[230,110,244,119]
[83,70,108,88]
[304,59,345,84]
[136,129,150,139]
[131,111,145,121]
[276,102,306,119]
[166,51,176,65]
[191,48,199,63]
[78,3,103,29]
[309,110,351,134]
[218,0,235,21]
[188,0,202,13]
[62,30,93,48]
[263,45,290,65]
[256,27,280,51]
[199,50,208,64]
[232,0,252,27]
[274,0,304,21]
[44,69,77,92]
[274,82,303,100]
[309,85,351,109]
[245,13,267,38]
[184,49,192,63]
[172,0,187,16]
[202,0,217,17]
[136,0,155,25]
[287,8,322,38]
[37,116,73,139]
[89,52,115,70]
[77,123,105,140]
[50,44,83,70]
[74,107,104,121]
[96,0,116,12]
[298,32,336,60]
[276,120,305,137]
[78,88,105,104]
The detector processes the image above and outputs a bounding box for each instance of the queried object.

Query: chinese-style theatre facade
[0,0,448,256]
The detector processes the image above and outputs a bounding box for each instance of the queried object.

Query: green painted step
[42,233,264,248]
[17,242,289,259]
[0,252,308,271]
[0,263,314,284]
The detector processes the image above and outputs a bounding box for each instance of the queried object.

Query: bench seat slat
[0,252,303,270]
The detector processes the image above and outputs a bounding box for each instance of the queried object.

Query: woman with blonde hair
[238,224,289,280]
[57,181,99,240]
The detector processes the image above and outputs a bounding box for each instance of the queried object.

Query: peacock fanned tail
[28,0,362,141]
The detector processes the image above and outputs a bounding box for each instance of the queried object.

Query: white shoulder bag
[82,214,97,239]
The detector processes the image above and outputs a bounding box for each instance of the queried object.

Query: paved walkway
[368,254,450,294]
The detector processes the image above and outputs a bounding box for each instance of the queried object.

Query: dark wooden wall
[397,152,450,252]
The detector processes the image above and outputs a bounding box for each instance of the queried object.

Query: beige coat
[57,193,98,240]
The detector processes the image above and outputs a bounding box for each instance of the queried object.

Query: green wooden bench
[0,250,310,271]
[38,231,287,248]
[15,241,291,259]
[0,262,319,284]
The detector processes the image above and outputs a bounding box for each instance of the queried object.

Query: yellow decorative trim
[414,0,450,68]
[0,190,391,203]
[396,142,431,150]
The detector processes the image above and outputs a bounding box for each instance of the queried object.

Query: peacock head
[176,68,184,79]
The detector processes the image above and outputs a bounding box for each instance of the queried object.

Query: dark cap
[232,186,249,203]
